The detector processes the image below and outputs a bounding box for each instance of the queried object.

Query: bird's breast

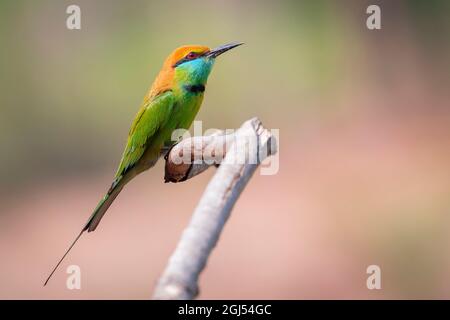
[171,88,205,130]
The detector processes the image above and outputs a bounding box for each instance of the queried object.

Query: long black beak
[206,42,244,58]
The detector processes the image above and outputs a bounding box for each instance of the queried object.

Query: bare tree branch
[153,117,278,300]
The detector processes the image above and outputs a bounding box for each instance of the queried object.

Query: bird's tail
[44,178,126,286]
[84,180,124,232]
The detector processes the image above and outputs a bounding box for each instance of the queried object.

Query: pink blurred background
[0,0,449,299]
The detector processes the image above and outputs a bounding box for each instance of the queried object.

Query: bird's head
[149,43,243,97]
[169,43,243,87]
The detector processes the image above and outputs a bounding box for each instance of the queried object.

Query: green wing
[115,91,175,178]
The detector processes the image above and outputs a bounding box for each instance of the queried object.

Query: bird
[44,42,243,286]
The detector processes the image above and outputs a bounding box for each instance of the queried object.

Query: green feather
[115,90,175,177]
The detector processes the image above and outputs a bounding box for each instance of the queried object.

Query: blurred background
[0,0,449,299]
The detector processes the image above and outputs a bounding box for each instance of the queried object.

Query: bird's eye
[186,52,198,60]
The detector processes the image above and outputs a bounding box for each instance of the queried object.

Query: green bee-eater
[44,42,243,285]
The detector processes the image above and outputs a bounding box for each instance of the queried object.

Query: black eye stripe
[173,52,202,67]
